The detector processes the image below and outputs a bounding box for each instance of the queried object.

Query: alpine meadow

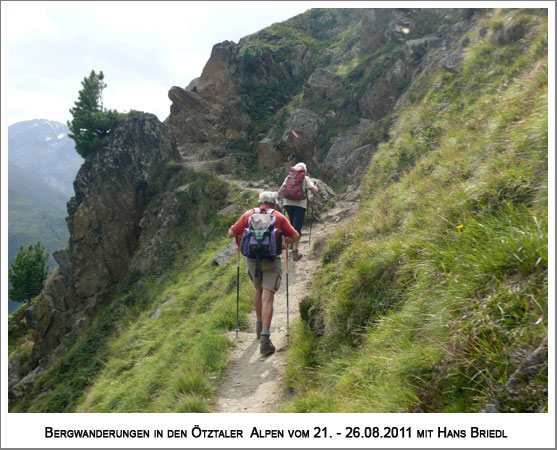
[8,7,549,418]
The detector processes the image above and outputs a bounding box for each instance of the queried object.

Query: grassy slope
[10,170,259,412]
[10,9,548,414]
[283,9,548,413]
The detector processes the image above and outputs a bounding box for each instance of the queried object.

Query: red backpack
[283,167,306,200]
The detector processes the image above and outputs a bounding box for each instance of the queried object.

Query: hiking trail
[212,201,357,412]
[180,149,359,412]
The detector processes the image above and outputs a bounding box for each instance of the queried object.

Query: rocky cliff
[14,113,179,389]
[165,8,478,185]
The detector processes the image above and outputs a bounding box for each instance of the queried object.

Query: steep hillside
[8,119,80,313]
[8,164,69,313]
[165,8,478,188]
[284,8,548,413]
[8,7,548,414]
[7,189,66,313]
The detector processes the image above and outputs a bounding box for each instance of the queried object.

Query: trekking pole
[236,240,240,339]
[285,243,290,344]
[308,194,314,249]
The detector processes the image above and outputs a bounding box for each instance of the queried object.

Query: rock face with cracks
[11,113,180,399]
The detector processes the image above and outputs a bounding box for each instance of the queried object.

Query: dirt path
[180,150,358,412]
[211,199,357,413]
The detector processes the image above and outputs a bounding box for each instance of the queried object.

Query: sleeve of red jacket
[275,212,298,238]
[230,210,250,242]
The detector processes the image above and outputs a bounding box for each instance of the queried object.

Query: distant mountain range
[8,119,83,198]
[8,119,83,313]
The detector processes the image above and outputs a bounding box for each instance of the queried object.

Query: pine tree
[8,242,50,304]
[67,70,119,158]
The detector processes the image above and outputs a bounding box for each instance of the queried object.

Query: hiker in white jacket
[277,162,318,261]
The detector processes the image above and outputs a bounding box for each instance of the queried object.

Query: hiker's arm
[278,214,299,244]
[228,212,249,238]
[307,177,318,196]
[285,231,300,244]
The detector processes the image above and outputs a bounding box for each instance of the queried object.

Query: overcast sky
[1,1,315,126]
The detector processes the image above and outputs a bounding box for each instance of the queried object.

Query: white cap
[294,162,307,171]
[259,191,278,204]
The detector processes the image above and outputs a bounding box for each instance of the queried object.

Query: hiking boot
[292,249,302,261]
[256,321,262,340]
[260,334,275,356]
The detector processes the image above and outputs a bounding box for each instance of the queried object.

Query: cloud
[2,2,60,43]
[163,50,210,85]
[104,82,172,122]
[4,87,72,124]
[2,2,310,125]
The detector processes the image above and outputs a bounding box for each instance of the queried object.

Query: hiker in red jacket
[278,162,318,261]
[228,191,299,355]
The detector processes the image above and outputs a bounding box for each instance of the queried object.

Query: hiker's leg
[254,286,263,320]
[290,207,306,251]
[260,290,276,355]
[284,205,295,226]
[247,260,264,327]
[260,259,282,332]
[261,288,275,331]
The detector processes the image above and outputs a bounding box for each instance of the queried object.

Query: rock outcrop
[22,112,180,375]
[164,9,477,188]
[280,108,324,169]
[323,119,375,184]
[303,68,343,104]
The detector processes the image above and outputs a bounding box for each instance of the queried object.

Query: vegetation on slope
[283,9,548,413]
[10,169,258,412]
[9,8,548,415]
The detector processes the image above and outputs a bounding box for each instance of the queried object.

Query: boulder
[257,138,283,170]
[166,87,223,144]
[213,240,239,266]
[217,203,245,219]
[281,108,324,164]
[322,120,375,184]
[168,86,211,115]
[440,51,463,73]
[303,68,342,103]
[404,37,442,63]
[8,367,42,402]
[305,178,335,221]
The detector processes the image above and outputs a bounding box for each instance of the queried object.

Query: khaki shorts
[245,257,282,293]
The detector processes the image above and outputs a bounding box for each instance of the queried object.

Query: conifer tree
[67,70,118,158]
[8,242,50,304]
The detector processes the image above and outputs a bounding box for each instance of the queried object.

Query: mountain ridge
[8,119,83,198]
